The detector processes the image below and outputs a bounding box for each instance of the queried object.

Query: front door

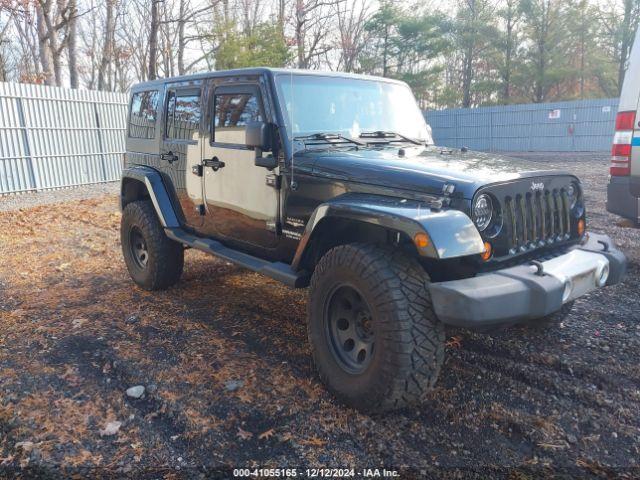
[201,82,279,248]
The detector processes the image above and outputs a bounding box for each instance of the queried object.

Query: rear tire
[121,200,184,291]
[307,243,445,413]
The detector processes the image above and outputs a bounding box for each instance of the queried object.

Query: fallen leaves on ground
[0,161,639,476]
[236,428,253,441]
[258,428,275,440]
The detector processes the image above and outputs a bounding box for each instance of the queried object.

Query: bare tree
[97,0,114,89]
[497,0,521,102]
[149,0,160,79]
[293,0,343,68]
[177,0,187,74]
[6,5,43,82]
[0,19,11,80]
[35,0,55,84]
[67,0,78,87]
[335,0,370,72]
[278,0,285,35]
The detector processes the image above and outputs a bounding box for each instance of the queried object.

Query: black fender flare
[291,193,485,270]
[120,166,180,228]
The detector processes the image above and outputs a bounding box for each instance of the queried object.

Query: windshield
[274,74,433,145]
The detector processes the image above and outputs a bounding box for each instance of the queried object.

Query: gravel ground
[0,153,638,479]
[0,183,118,212]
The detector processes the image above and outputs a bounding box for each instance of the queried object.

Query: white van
[607,28,640,224]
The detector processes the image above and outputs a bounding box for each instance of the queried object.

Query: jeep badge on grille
[531,181,545,191]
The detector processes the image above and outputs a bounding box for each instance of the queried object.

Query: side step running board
[165,228,309,288]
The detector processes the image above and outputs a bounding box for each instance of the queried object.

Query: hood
[301,146,571,199]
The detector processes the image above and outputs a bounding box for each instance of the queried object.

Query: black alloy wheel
[325,285,375,374]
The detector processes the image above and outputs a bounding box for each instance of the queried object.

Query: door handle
[160,151,178,163]
[203,156,226,172]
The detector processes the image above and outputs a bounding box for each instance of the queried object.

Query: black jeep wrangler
[120,68,626,412]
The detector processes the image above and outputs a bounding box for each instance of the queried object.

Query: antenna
[290,71,297,190]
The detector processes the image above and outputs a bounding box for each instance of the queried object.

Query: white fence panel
[0,82,127,195]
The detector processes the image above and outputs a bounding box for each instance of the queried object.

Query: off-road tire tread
[308,243,445,413]
[121,200,184,291]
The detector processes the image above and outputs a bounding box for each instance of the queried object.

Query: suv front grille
[504,188,572,253]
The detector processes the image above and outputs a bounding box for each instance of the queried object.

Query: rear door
[161,84,204,228]
[200,80,280,249]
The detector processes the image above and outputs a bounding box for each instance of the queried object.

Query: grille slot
[504,187,572,253]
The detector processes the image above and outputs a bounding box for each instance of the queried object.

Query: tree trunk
[149,0,160,80]
[177,0,186,75]
[98,0,115,90]
[46,0,62,86]
[67,0,79,88]
[502,4,515,102]
[579,13,585,99]
[35,2,55,86]
[382,26,388,76]
[618,0,633,95]
[535,37,545,103]
[296,0,306,68]
[278,0,286,36]
[462,47,474,107]
[461,0,477,108]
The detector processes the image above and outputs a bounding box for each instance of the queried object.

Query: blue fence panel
[425,98,619,152]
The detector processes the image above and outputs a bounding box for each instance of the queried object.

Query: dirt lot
[0,153,639,478]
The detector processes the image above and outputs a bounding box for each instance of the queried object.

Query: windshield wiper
[359,130,423,146]
[293,132,365,146]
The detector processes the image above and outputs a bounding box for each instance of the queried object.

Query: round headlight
[566,183,578,209]
[473,194,493,232]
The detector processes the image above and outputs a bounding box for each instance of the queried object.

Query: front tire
[121,200,184,290]
[307,243,445,413]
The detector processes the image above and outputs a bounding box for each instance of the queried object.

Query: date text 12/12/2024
[233,468,400,478]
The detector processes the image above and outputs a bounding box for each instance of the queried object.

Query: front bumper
[429,233,627,328]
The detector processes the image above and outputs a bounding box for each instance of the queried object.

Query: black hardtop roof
[130,67,406,91]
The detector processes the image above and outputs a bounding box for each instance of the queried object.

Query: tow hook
[597,239,610,252]
[530,260,545,276]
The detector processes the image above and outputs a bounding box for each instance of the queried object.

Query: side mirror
[246,121,272,151]
[246,121,278,170]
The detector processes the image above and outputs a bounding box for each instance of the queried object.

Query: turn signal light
[413,232,430,249]
[577,218,586,236]
[481,241,492,261]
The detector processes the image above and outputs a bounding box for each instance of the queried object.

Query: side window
[165,89,201,141]
[128,90,159,139]
[213,92,263,145]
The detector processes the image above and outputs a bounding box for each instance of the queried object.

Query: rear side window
[213,93,263,145]
[128,90,158,139]
[165,89,201,141]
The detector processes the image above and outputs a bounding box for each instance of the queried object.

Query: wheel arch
[291,193,485,274]
[120,166,180,228]
[295,216,419,274]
